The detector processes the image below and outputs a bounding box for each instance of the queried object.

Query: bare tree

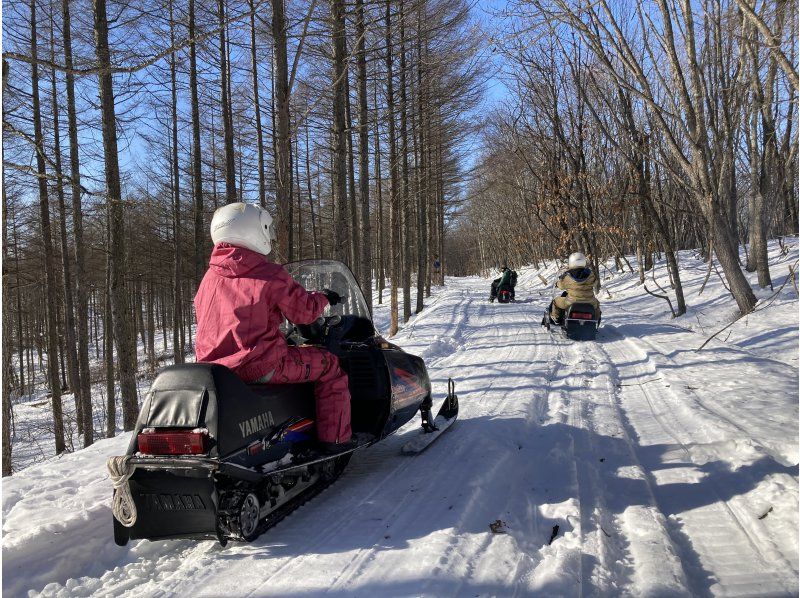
[30,0,65,453]
[94,0,139,430]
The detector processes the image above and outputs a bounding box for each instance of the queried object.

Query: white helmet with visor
[568,252,587,269]
[210,202,277,256]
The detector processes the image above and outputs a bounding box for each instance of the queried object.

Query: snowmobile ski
[402,379,458,455]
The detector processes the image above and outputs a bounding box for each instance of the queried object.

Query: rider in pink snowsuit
[194,204,351,446]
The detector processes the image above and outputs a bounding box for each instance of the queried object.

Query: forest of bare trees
[1,0,484,472]
[1,0,797,476]
[449,0,797,319]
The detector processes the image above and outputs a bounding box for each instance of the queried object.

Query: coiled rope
[107,456,137,527]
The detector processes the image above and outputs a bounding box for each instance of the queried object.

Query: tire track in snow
[320,299,544,596]
[606,326,797,466]
[596,331,798,596]
[579,337,694,597]
[542,335,632,597]
[537,328,694,597]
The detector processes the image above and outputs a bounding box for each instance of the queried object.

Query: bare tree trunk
[104,224,115,438]
[146,279,155,372]
[345,73,361,276]
[249,0,266,209]
[169,0,185,364]
[437,137,445,284]
[294,132,303,259]
[287,130,295,261]
[218,0,236,202]
[399,4,412,322]
[47,21,84,436]
[374,78,385,304]
[94,0,139,430]
[189,0,205,285]
[304,121,319,258]
[273,0,292,259]
[2,59,14,475]
[13,215,26,398]
[385,0,399,335]
[355,0,372,310]
[744,15,774,288]
[59,0,93,445]
[31,0,65,453]
[415,3,427,314]
[331,0,350,263]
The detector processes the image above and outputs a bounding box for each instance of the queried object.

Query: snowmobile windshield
[284,260,372,321]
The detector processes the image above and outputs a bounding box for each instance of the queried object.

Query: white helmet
[568,252,586,269]
[210,202,277,256]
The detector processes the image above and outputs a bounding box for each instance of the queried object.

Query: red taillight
[571,312,593,320]
[137,429,209,455]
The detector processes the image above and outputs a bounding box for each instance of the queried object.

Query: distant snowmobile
[541,292,600,341]
[541,253,600,340]
[489,267,517,303]
[109,260,458,546]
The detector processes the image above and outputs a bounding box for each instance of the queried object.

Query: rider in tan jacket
[550,252,601,321]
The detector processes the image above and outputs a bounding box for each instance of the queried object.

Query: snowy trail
[596,328,798,596]
[3,261,798,597]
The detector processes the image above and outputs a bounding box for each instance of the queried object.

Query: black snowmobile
[541,291,599,341]
[489,270,517,303]
[495,284,514,303]
[110,260,458,546]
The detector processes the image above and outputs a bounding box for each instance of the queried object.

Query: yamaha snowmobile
[542,292,600,341]
[109,260,458,546]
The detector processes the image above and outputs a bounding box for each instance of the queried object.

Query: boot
[317,438,359,455]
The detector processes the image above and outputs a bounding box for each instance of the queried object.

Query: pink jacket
[194,243,329,382]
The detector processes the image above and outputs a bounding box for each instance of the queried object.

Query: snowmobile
[489,273,517,303]
[496,285,514,304]
[109,260,458,547]
[541,292,599,341]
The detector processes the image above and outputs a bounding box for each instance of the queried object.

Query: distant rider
[549,252,600,322]
[490,265,518,302]
[194,202,354,454]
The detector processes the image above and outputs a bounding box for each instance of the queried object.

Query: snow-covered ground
[3,239,798,597]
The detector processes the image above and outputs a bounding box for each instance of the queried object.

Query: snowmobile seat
[128,363,317,459]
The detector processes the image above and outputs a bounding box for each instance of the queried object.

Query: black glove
[321,289,342,306]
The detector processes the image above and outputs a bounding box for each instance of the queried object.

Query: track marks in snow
[537,332,693,597]
[598,329,799,596]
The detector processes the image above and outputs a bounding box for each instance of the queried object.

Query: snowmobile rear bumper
[116,466,222,545]
[564,318,598,340]
[114,456,271,546]
[128,455,263,482]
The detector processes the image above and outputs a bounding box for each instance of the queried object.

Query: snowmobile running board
[402,379,459,455]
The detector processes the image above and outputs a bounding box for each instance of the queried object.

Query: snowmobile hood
[209,243,271,278]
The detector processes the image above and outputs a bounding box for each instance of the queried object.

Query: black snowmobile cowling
[110,260,455,546]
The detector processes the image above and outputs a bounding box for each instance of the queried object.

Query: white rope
[107,456,137,528]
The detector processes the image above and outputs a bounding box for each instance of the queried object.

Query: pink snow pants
[272,346,352,443]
